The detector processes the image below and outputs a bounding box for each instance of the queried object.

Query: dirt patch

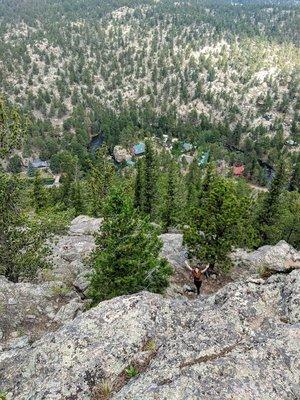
[171,267,233,299]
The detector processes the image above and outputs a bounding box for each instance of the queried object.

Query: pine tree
[88,145,115,217]
[134,158,144,210]
[89,186,172,304]
[186,158,202,213]
[0,96,27,157]
[33,171,47,211]
[162,159,178,229]
[201,162,215,194]
[257,159,287,244]
[289,157,300,192]
[184,175,249,270]
[70,181,85,215]
[142,141,158,217]
[0,173,47,282]
[281,191,300,249]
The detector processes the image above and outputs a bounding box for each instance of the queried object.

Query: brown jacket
[192,269,203,281]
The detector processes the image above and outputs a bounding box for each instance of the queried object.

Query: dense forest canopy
[0,0,299,297]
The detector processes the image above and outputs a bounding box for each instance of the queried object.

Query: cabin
[132,142,145,156]
[31,159,49,169]
[286,139,298,147]
[233,164,245,177]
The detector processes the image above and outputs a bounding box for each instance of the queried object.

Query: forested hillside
[0,0,299,150]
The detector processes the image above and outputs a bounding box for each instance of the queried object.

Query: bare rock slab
[1,270,299,400]
[231,240,300,280]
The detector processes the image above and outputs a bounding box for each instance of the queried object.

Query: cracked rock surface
[231,240,300,279]
[0,276,83,354]
[1,270,299,400]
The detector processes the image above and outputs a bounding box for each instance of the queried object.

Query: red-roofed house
[233,164,245,177]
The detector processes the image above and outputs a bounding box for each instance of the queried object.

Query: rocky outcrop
[231,240,300,280]
[0,216,103,363]
[46,215,102,291]
[1,269,299,399]
[0,276,83,353]
[159,233,186,269]
[113,145,132,163]
[68,215,103,236]
[159,233,192,297]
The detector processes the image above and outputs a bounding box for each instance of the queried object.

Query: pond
[89,134,105,153]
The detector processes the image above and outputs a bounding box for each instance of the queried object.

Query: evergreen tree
[0,96,27,157]
[88,145,115,216]
[60,171,74,207]
[33,171,47,211]
[134,158,144,210]
[89,185,172,304]
[70,181,85,215]
[142,141,158,217]
[201,162,215,194]
[289,157,300,192]
[184,175,249,270]
[256,159,287,244]
[281,191,300,249]
[27,162,35,177]
[162,159,179,229]
[7,154,22,173]
[0,173,47,282]
[186,158,202,214]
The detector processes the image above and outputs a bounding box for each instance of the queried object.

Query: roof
[198,150,210,166]
[182,142,193,152]
[31,159,49,168]
[133,142,145,155]
[233,165,245,176]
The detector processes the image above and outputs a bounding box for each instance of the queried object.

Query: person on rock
[185,260,210,296]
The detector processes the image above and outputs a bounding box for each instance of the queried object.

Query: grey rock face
[159,233,187,269]
[231,240,300,279]
[113,145,132,163]
[47,215,102,287]
[1,270,299,400]
[68,215,103,236]
[159,233,190,298]
[0,276,81,349]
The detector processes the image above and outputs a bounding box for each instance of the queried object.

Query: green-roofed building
[198,150,210,167]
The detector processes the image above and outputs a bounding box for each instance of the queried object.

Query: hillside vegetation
[0,0,299,137]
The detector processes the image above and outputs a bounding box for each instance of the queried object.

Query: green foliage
[134,158,144,210]
[70,181,85,216]
[161,158,183,229]
[289,157,300,192]
[27,162,35,177]
[88,185,172,304]
[0,391,7,400]
[186,158,202,214]
[124,365,139,378]
[256,160,287,245]
[87,146,115,217]
[280,191,300,249]
[35,208,73,235]
[0,173,48,282]
[32,171,47,212]
[185,166,255,270]
[143,339,157,352]
[7,154,22,173]
[0,95,27,157]
[142,141,158,217]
